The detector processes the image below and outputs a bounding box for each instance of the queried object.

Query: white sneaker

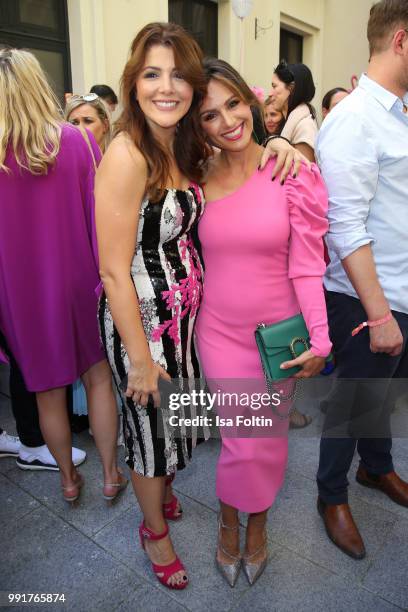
[16,444,86,471]
[0,431,21,458]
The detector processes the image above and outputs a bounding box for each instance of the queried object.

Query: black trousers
[317,291,408,505]
[0,329,44,447]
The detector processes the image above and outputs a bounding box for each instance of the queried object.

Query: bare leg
[218,500,240,564]
[131,472,187,586]
[245,510,268,562]
[81,360,123,489]
[35,387,77,488]
[164,475,182,517]
[164,481,174,503]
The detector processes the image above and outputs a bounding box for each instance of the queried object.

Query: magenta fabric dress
[195,161,332,512]
[0,124,105,392]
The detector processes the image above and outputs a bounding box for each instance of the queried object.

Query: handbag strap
[266,374,297,419]
[258,357,297,419]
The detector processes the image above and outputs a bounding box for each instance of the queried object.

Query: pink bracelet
[351,312,392,337]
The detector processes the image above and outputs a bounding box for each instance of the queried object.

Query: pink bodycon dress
[195,160,332,512]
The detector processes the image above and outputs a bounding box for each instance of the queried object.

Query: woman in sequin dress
[95,23,210,590]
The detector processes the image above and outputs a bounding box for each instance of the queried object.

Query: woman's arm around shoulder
[259,136,311,182]
[293,142,315,163]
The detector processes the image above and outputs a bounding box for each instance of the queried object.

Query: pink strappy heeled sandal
[138,521,189,590]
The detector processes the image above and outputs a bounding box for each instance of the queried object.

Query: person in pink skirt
[195,58,332,586]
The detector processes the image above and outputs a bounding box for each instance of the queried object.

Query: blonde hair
[64,95,112,152]
[0,48,62,175]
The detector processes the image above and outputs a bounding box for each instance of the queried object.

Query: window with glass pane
[280,29,303,64]
[0,0,70,102]
[169,0,218,57]
[27,48,65,100]
[19,0,59,30]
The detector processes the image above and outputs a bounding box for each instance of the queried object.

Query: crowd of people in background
[0,0,407,595]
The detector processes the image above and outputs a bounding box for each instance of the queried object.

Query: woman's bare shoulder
[103,132,146,169]
[98,132,147,187]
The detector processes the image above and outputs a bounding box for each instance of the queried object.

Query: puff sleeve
[285,163,332,358]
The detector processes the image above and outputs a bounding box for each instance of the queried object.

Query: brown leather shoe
[317,497,366,560]
[356,466,408,508]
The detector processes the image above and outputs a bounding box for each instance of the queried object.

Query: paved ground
[1,363,408,612]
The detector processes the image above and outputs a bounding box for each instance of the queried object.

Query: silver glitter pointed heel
[216,517,241,587]
[242,529,268,586]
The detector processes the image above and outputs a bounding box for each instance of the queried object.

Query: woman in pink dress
[195,59,332,586]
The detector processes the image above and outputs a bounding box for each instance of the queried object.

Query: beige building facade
[66,0,373,119]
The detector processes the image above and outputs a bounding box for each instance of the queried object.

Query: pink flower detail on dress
[151,236,202,345]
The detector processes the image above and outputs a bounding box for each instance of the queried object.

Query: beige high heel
[62,472,84,504]
[102,468,128,504]
[242,528,268,586]
[216,517,241,587]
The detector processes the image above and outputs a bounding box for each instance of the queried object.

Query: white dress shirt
[316,73,408,315]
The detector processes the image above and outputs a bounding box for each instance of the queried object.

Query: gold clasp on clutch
[290,337,309,358]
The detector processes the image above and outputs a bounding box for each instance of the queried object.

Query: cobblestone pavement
[1,364,407,612]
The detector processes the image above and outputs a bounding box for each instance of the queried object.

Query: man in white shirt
[316,0,408,560]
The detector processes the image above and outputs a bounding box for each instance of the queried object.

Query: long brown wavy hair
[116,22,210,200]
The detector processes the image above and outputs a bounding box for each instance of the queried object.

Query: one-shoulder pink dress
[195,161,332,512]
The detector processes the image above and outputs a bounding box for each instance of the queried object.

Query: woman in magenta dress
[195,59,332,586]
[0,49,126,503]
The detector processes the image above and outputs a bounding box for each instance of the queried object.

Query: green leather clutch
[255,314,310,380]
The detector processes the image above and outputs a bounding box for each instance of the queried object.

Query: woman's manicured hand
[259,138,311,182]
[280,349,326,379]
[125,361,171,407]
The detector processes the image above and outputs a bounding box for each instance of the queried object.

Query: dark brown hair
[115,22,209,200]
[202,57,260,109]
[321,87,348,111]
[204,57,266,143]
[274,61,316,120]
[201,58,264,144]
[368,0,408,56]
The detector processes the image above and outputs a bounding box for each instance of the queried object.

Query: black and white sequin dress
[99,186,206,477]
